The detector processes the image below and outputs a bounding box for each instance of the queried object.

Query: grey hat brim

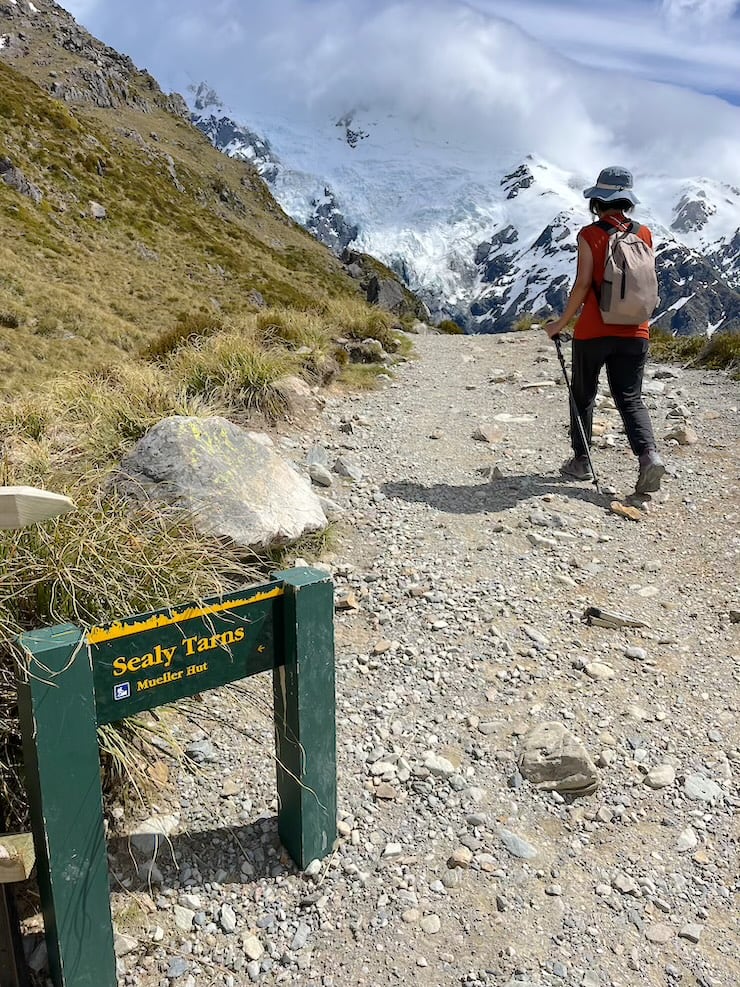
[584,184,639,205]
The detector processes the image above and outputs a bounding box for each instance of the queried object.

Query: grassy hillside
[0,1,416,830]
[0,54,373,391]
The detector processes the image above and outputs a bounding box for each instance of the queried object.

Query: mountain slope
[0,0,377,390]
[190,88,740,337]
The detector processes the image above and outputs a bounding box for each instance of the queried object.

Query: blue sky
[64,0,740,104]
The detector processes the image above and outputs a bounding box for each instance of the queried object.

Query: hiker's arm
[545,237,594,338]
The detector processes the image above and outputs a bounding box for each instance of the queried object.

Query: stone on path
[585,661,616,681]
[644,764,676,789]
[610,501,643,522]
[683,774,723,802]
[498,827,538,860]
[174,905,195,931]
[677,826,698,852]
[242,934,264,961]
[645,923,674,944]
[309,462,333,487]
[334,456,363,481]
[679,923,702,944]
[472,423,504,444]
[447,847,473,869]
[518,721,601,796]
[129,814,179,855]
[665,423,699,446]
[420,914,441,934]
[219,903,237,933]
[423,752,456,778]
[116,416,327,549]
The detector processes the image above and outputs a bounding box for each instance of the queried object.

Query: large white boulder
[116,416,327,549]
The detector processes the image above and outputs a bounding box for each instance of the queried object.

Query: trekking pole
[552,334,601,495]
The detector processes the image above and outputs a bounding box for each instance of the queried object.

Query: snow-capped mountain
[191,84,740,336]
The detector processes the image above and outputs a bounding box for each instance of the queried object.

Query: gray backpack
[595,220,659,325]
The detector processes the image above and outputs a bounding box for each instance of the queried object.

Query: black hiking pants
[570,337,656,458]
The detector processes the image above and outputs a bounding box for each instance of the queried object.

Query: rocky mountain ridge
[0,0,414,388]
[190,87,740,337]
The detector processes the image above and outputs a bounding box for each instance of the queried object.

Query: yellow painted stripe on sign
[87,587,285,645]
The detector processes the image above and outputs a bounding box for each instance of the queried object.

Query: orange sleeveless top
[575,215,652,341]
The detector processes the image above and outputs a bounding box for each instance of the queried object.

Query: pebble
[309,462,333,487]
[167,957,190,979]
[644,764,676,789]
[683,774,723,802]
[645,923,674,944]
[498,828,538,860]
[679,923,702,944]
[242,935,264,961]
[677,826,698,852]
[173,906,195,932]
[423,752,456,777]
[624,646,647,661]
[447,847,473,869]
[613,874,639,895]
[219,903,237,934]
[420,914,442,934]
[585,661,616,681]
[291,921,311,950]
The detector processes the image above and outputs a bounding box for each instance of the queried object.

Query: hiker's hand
[544,319,565,339]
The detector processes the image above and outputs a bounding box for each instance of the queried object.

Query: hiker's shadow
[382,473,607,514]
[108,815,296,892]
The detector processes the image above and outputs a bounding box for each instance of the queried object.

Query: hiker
[544,166,666,495]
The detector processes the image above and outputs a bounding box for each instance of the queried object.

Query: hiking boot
[636,451,666,495]
[560,455,593,481]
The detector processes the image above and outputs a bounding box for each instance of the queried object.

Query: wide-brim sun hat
[583,165,639,206]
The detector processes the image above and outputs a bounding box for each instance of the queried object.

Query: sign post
[17,567,337,987]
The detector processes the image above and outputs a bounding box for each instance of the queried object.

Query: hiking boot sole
[636,461,666,495]
[560,463,593,481]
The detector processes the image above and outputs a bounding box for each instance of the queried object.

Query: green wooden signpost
[16,567,337,987]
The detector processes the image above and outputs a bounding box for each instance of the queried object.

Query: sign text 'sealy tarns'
[90,582,283,724]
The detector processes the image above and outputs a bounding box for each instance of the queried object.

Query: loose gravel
[99,333,738,987]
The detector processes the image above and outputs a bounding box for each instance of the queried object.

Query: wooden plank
[0,486,74,530]
[0,834,36,884]
[273,567,337,869]
[17,624,117,987]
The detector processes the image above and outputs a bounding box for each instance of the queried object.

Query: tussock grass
[143,312,226,361]
[0,487,264,830]
[337,362,393,390]
[650,328,740,376]
[170,332,297,418]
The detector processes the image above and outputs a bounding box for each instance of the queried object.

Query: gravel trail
[110,332,739,987]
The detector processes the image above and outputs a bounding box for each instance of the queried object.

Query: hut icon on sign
[113,683,131,701]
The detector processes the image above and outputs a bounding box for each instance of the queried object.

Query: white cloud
[474,0,740,97]
[662,0,740,25]
[57,0,740,183]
